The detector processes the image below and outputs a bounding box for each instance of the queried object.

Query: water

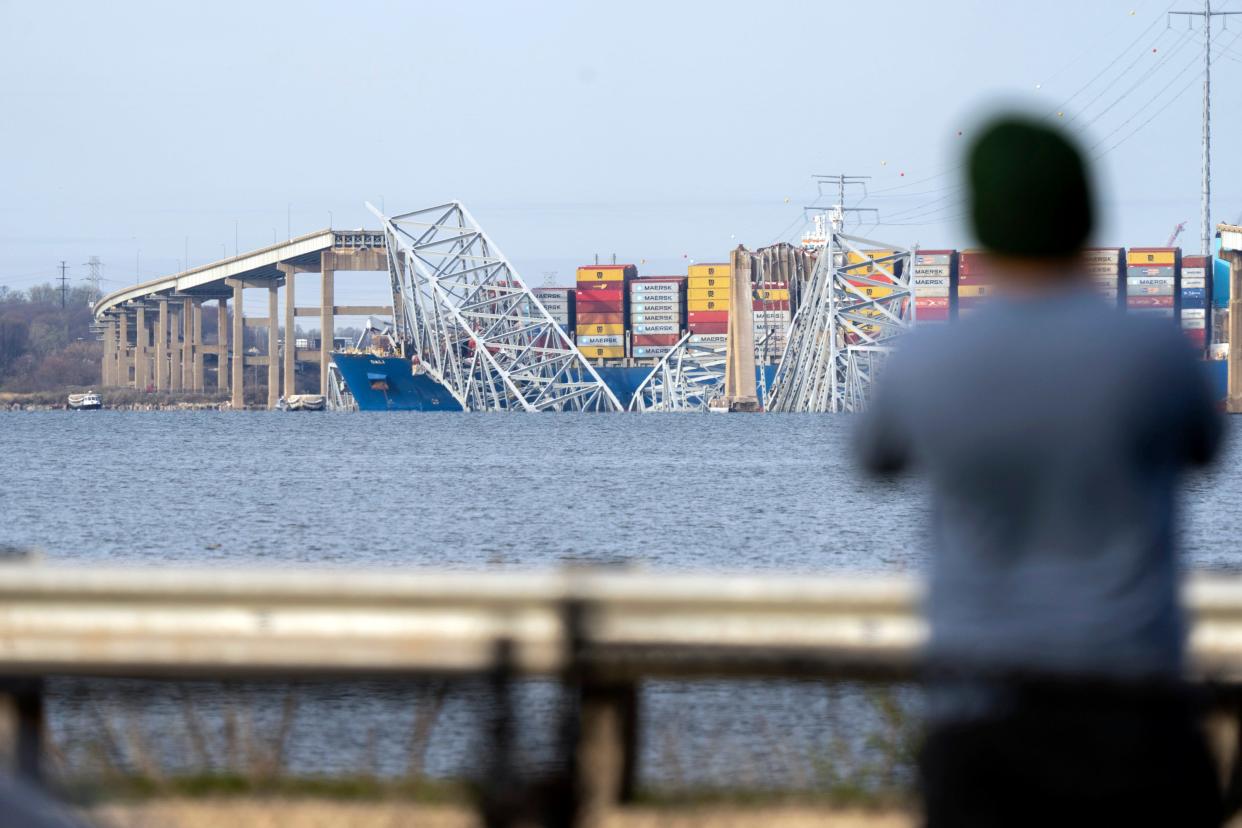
[1,412,1234,570]
[2,411,1237,789]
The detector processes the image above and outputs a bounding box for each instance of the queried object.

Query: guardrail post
[0,678,45,786]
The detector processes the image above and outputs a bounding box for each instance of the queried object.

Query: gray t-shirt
[857,291,1222,687]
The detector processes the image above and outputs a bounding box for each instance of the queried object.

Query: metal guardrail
[6,564,1242,821]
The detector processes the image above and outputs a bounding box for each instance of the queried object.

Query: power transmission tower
[1171,1,1241,255]
[58,261,69,308]
[82,255,103,300]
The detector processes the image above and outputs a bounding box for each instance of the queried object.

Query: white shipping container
[915,253,952,266]
[914,279,951,297]
[633,346,676,358]
[1084,250,1121,265]
[1182,317,1206,330]
[631,302,679,313]
[1182,267,1207,280]
[1182,308,1207,320]
[630,312,681,323]
[577,334,624,346]
[1129,307,1176,318]
[689,333,728,345]
[633,323,680,334]
[631,283,681,293]
[1183,277,1206,289]
[752,310,793,321]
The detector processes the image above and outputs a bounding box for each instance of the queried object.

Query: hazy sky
[2,0,1240,313]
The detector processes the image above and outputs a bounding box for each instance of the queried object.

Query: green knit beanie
[967,116,1094,258]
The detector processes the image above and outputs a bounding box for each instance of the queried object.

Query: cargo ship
[332,246,1230,411]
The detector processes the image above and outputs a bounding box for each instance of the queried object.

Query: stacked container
[752,279,791,360]
[630,276,685,360]
[686,263,731,347]
[912,250,954,323]
[575,265,635,361]
[1125,248,1179,320]
[1082,248,1124,308]
[532,287,575,334]
[956,250,992,315]
[1180,254,1212,354]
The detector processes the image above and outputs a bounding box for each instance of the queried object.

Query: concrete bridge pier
[181,298,194,391]
[100,319,115,387]
[169,304,182,392]
[155,299,169,391]
[117,312,130,387]
[278,264,299,399]
[217,298,229,393]
[268,284,280,409]
[230,281,245,409]
[320,255,334,397]
[135,305,148,390]
[191,301,204,392]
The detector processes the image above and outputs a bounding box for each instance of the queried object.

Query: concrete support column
[320,252,335,396]
[192,301,204,392]
[182,298,194,390]
[282,267,297,398]
[231,281,245,409]
[101,320,115,387]
[135,306,148,390]
[267,283,280,409]
[155,299,169,391]
[217,298,229,392]
[117,313,130,387]
[170,305,183,391]
[1228,251,1242,414]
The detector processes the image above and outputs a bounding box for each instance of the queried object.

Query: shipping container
[687,299,729,312]
[688,287,730,302]
[688,310,730,323]
[576,288,625,302]
[576,312,625,325]
[633,322,679,335]
[752,289,790,301]
[751,300,791,311]
[688,333,728,345]
[1181,255,1212,351]
[1127,249,1176,266]
[687,263,731,279]
[957,285,991,298]
[582,346,626,360]
[577,323,624,336]
[576,265,636,283]
[633,346,677,358]
[631,312,681,324]
[688,322,729,334]
[630,302,680,314]
[577,334,625,347]
[632,333,681,347]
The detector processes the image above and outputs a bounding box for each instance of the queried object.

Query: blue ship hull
[333,353,780,411]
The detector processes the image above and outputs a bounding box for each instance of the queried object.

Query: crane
[1167,221,1188,248]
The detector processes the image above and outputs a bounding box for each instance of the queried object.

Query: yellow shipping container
[957,285,991,298]
[688,288,729,302]
[688,299,730,312]
[576,267,626,283]
[688,275,730,289]
[1127,249,1176,266]
[576,323,624,336]
[753,289,790,301]
[688,263,731,279]
[585,346,626,359]
[846,284,895,299]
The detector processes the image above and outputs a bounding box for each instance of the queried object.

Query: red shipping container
[633,276,686,283]
[688,322,728,334]
[916,306,951,322]
[632,333,681,346]
[751,300,790,311]
[576,289,624,303]
[576,284,625,295]
[687,310,730,323]
[916,296,950,309]
[958,251,991,277]
[576,312,625,324]
[1127,295,1174,308]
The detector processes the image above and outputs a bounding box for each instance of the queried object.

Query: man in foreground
[857,116,1225,826]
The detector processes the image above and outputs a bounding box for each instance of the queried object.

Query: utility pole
[58,261,69,308]
[811,174,878,233]
[1171,0,1241,255]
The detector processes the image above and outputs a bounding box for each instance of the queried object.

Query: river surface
[2,411,1237,570]
[2,411,1238,789]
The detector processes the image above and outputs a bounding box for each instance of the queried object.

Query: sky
[2,0,1240,316]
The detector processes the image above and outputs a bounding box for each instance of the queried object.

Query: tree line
[0,283,101,392]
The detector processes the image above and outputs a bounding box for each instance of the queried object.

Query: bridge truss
[628,333,728,412]
[369,202,623,412]
[766,210,914,413]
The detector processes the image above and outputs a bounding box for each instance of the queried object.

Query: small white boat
[277,394,326,412]
[67,392,102,410]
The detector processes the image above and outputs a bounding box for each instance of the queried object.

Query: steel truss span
[369,202,622,412]
[767,216,914,413]
[629,333,728,412]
